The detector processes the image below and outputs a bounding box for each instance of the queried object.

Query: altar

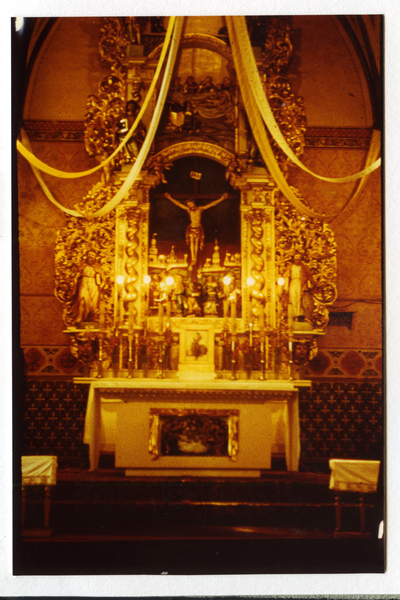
[80,378,309,474]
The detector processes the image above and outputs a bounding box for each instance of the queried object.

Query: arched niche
[148,154,241,272]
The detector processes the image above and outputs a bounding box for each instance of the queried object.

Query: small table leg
[359,493,366,533]
[44,485,51,528]
[335,492,342,532]
[21,486,27,528]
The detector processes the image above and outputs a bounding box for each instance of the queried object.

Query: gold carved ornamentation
[148,32,232,61]
[293,338,318,366]
[265,77,307,175]
[247,208,267,321]
[54,182,117,330]
[247,17,306,177]
[261,17,293,75]
[84,73,127,166]
[275,190,337,329]
[148,408,239,461]
[99,18,129,64]
[122,204,142,325]
[155,142,235,168]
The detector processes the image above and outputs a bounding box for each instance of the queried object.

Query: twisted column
[123,207,141,325]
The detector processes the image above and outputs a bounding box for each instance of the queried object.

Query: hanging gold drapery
[16,17,184,219]
[226,16,381,220]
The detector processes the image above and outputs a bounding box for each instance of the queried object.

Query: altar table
[79,379,310,475]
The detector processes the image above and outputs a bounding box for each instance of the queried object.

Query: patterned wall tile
[19,298,71,346]
[299,382,383,460]
[23,380,89,458]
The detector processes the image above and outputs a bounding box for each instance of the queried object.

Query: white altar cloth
[79,378,309,473]
[329,459,380,493]
[21,456,58,486]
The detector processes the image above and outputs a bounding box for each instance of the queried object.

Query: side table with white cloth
[21,455,58,535]
[329,459,381,535]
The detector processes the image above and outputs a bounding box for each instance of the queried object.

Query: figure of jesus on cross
[164,192,228,267]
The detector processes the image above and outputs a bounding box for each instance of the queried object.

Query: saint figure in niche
[71,250,104,324]
[282,253,316,324]
[164,192,228,266]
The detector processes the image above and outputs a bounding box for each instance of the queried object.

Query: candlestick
[128,301,134,335]
[231,294,237,334]
[119,332,123,373]
[116,275,124,328]
[165,276,174,327]
[99,299,105,330]
[247,276,255,328]
[158,300,164,334]
[223,275,231,328]
[166,293,171,324]
[119,291,124,327]
[260,303,265,330]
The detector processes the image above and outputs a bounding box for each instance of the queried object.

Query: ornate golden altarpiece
[54,17,337,475]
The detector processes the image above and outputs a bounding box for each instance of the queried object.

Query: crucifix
[164,192,228,267]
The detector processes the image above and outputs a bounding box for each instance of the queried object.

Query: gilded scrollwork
[99,18,129,64]
[99,17,149,64]
[54,182,117,331]
[84,73,127,166]
[123,205,142,325]
[275,190,337,329]
[262,18,293,75]
[148,408,239,461]
[155,142,234,168]
[266,77,307,175]
[247,208,266,323]
[243,17,306,176]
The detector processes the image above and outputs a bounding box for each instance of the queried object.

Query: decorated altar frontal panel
[81,381,303,474]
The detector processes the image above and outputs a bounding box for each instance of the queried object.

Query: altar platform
[17,461,384,574]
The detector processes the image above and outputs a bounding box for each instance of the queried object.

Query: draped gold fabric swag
[225,16,381,220]
[17,15,381,221]
[17,16,183,220]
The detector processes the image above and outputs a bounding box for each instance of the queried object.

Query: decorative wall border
[21,345,382,379]
[305,348,382,379]
[23,121,85,141]
[23,121,374,148]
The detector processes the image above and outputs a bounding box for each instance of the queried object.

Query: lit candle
[158,282,164,334]
[165,276,174,326]
[223,275,231,326]
[143,274,151,329]
[158,300,163,334]
[249,322,253,347]
[116,275,124,327]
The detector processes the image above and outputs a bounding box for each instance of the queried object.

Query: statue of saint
[164,192,228,266]
[282,253,316,323]
[71,250,104,325]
